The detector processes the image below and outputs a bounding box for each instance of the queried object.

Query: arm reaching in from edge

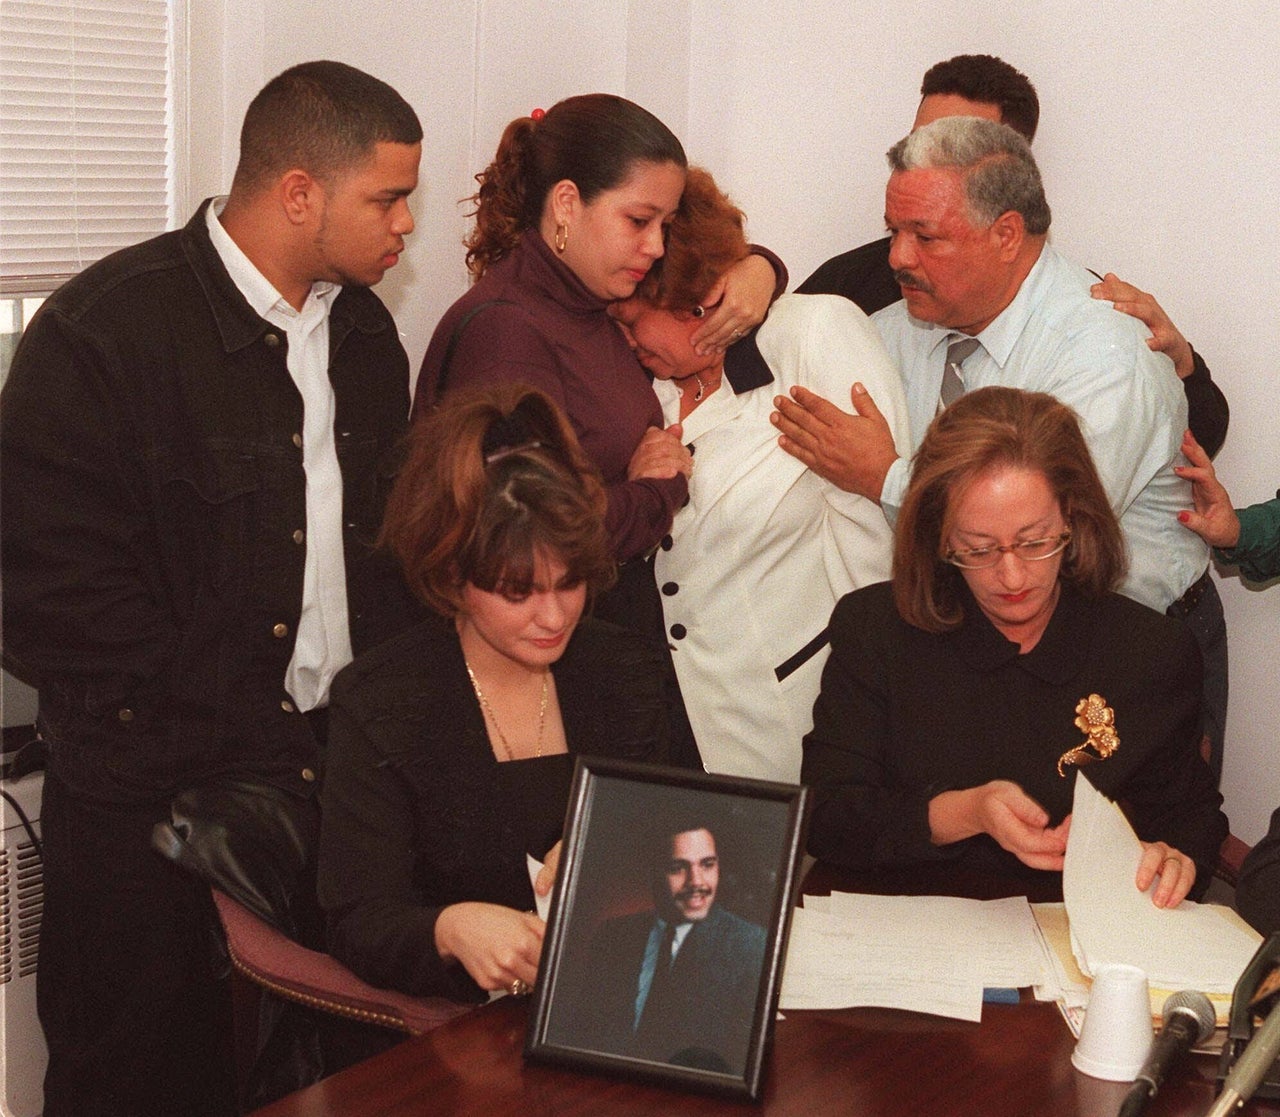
[1174,429,1240,548]
[1091,273,1229,456]
[1091,272,1193,378]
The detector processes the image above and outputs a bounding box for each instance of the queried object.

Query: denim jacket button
[272,622,288,638]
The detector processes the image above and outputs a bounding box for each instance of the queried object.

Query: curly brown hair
[464,93,686,279]
[381,386,615,616]
[634,166,749,310]
[893,386,1127,633]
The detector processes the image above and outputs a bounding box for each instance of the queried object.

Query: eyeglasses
[944,530,1072,570]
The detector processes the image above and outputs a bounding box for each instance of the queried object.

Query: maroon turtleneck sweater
[415,233,685,562]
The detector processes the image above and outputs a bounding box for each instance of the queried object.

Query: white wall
[191,0,1280,842]
[678,1,1280,844]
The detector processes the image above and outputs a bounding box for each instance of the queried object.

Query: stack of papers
[1031,902,1238,1035]
[1062,773,1260,990]
[780,892,1048,1022]
[778,776,1262,1025]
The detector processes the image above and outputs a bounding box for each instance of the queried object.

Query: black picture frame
[525,756,809,1101]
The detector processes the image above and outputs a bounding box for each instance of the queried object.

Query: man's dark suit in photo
[551,826,766,1072]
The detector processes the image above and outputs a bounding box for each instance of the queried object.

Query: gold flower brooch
[1057,693,1120,777]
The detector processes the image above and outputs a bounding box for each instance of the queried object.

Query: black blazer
[318,615,674,1001]
[553,902,767,1072]
[802,581,1226,899]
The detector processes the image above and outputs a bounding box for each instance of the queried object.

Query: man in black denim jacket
[1,62,422,1116]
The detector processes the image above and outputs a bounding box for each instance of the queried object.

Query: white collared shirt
[206,199,352,710]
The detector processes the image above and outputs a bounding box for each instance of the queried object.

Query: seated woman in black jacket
[318,385,673,1002]
[802,387,1226,906]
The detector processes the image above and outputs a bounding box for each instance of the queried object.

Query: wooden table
[252,862,1279,1116]
[252,993,1278,1117]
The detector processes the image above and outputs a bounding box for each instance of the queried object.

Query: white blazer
[653,294,909,782]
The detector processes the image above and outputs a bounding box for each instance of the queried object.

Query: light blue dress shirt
[872,244,1207,613]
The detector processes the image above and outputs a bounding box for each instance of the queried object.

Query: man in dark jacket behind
[1,60,422,1116]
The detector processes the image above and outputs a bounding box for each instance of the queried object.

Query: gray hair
[886,117,1051,236]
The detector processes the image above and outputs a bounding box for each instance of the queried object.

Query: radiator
[0,771,45,1117]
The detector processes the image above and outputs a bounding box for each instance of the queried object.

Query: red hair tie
[530,107,546,122]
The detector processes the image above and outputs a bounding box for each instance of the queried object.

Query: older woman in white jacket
[612,168,908,782]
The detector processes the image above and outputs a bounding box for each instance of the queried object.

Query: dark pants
[37,772,237,1117]
[1167,572,1228,787]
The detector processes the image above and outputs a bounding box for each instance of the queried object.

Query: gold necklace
[464,661,549,760]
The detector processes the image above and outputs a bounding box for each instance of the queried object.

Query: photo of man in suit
[556,820,768,1072]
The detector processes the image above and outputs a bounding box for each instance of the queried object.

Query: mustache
[893,268,933,294]
[675,886,713,902]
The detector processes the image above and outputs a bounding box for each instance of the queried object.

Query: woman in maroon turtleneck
[416,94,784,767]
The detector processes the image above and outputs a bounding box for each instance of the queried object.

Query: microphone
[1204,996,1280,1117]
[1118,990,1216,1117]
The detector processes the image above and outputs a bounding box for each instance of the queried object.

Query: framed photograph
[526,756,809,1101]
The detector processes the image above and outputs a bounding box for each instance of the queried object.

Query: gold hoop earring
[554,223,569,253]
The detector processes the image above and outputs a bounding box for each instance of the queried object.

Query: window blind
[0,0,175,296]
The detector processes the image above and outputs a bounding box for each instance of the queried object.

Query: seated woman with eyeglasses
[802,387,1226,906]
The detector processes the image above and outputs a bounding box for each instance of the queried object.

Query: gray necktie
[940,336,980,408]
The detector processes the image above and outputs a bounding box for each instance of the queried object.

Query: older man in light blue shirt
[772,116,1225,782]
[873,241,1201,616]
